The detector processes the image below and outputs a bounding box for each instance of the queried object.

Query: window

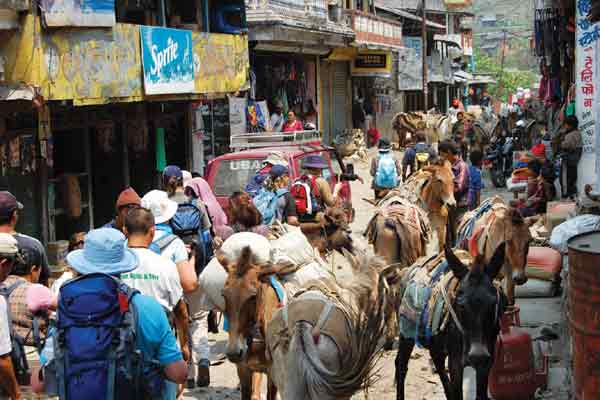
[212,158,265,197]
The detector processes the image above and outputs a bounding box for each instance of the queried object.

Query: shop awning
[434,34,462,48]
[468,74,496,85]
[454,70,473,82]
[374,3,447,31]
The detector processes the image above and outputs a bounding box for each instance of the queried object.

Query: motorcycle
[485,134,516,188]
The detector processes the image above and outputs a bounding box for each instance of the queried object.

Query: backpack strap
[153,234,179,254]
[0,280,28,335]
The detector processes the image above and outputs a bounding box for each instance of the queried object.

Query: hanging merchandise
[9,136,20,168]
[229,96,248,135]
[96,121,116,154]
[59,174,82,219]
[246,101,267,133]
[127,120,149,156]
[20,135,36,174]
[0,144,6,175]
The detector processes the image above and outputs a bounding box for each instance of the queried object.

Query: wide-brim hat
[302,154,328,169]
[141,190,178,224]
[67,228,138,276]
[264,151,288,167]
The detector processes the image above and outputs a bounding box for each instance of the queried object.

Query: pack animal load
[364,196,430,268]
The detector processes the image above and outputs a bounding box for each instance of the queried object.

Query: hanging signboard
[351,51,391,77]
[398,36,422,91]
[40,0,115,27]
[576,0,600,191]
[141,26,195,95]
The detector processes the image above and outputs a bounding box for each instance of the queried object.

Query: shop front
[0,16,250,243]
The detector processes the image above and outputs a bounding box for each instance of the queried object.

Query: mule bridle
[442,280,503,336]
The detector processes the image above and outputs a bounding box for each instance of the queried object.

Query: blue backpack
[49,273,164,400]
[375,153,399,189]
[245,172,269,198]
[252,188,289,225]
[167,202,214,271]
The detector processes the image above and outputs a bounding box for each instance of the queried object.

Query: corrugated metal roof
[384,0,448,12]
[374,1,447,30]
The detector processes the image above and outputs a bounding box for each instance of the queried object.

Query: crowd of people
[0,147,345,399]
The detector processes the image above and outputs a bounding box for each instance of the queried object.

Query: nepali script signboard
[398,36,422,91]
[40,0,115,27]
[141,26,195,95]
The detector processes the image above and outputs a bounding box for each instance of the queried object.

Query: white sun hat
[141,190,178,225]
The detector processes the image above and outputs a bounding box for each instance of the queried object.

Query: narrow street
[184,149,567,400]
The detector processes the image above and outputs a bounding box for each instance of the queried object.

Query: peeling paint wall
[1,16,250,105]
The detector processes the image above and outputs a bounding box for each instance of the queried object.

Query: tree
[473,51,537,102]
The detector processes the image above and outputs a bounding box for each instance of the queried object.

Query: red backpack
[291,175,321,216]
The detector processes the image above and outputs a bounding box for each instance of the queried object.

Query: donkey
[364,193,431,348]
[395,244,508,400]
[403,160,457,253]
[267,250,388,400]
[221,246,387,400]
[456,196,534,304]
[219,247,283,400]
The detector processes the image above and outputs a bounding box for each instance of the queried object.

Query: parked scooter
[485,133,516,188]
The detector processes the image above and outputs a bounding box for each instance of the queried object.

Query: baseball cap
[0,191,23,218]
[269,165,289,179]
[163,165,183,180]
[116,187,142,210]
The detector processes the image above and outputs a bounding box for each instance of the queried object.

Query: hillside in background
[471,0,537,72]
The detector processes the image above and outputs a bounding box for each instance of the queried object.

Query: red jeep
[204,142,356,221]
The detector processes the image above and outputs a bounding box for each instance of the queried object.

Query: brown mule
[220,248,284,400]
[301,207,354,258]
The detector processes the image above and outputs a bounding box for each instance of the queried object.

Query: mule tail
[289,296,386,399]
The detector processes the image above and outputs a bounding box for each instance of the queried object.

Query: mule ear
[486,243,506,280]
[216,250,231,273]
[445,244,468,280]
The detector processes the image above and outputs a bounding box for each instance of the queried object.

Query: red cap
[116,187,141,209]
[531,143,546,159]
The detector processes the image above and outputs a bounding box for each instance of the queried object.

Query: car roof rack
[230,130,323,151]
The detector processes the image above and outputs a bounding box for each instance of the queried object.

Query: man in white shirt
[141,190,198,294]
[0,233,21,399]
[123,208,190,362]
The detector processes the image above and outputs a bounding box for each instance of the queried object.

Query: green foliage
[473,51,537,102]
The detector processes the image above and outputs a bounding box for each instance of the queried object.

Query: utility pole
[422,0,428,111]
[498,29,507,99]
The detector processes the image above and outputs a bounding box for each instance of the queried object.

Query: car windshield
[213,158,265,197]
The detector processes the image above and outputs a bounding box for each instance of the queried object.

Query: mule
[403,160,457,253]
[456,196,534,304]
[395,244,508,400]
[302,207,354,258]
[267,250,388,400]
[221,246,387,400]
[220,247,283,400]
[364,194,431,348]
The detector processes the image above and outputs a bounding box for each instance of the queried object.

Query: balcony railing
[245,0,328,20]
[345,9,402,47]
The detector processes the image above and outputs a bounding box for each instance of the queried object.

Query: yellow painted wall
[1,16,250,105]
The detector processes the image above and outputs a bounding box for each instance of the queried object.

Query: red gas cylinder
[488,307,548,400]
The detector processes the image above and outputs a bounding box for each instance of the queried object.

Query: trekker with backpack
[293,155,339,234]
[0,233,22,400]
[245,151,289,198]
[163,166,215,273]
[1,241,54,389]
[33,228,188,400]
[401,132,437,180]
[370,139,401,199]
[253,165,299,226]
[122,208,190,360]
[141,190,198,294]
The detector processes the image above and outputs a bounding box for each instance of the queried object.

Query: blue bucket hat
[302,154,328,170]
[67,228,138,276]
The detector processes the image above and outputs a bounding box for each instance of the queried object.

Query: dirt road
[184,149,447,400]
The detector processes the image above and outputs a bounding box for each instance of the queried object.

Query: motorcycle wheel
[490,167,507,188]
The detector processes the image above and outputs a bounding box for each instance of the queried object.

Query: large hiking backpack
[170,202,214,270]
[375,153,399,189]
[291,175,321,218]
[414,144,431,173]
[252,188,289,225]
[50,273,163,400]
[0,280,32,386]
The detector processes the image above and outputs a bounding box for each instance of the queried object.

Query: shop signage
[398,36,422,91]
[141,26,195,95]
[576,0,599,190]
[351,51,392,77]
[39,0,115,27]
